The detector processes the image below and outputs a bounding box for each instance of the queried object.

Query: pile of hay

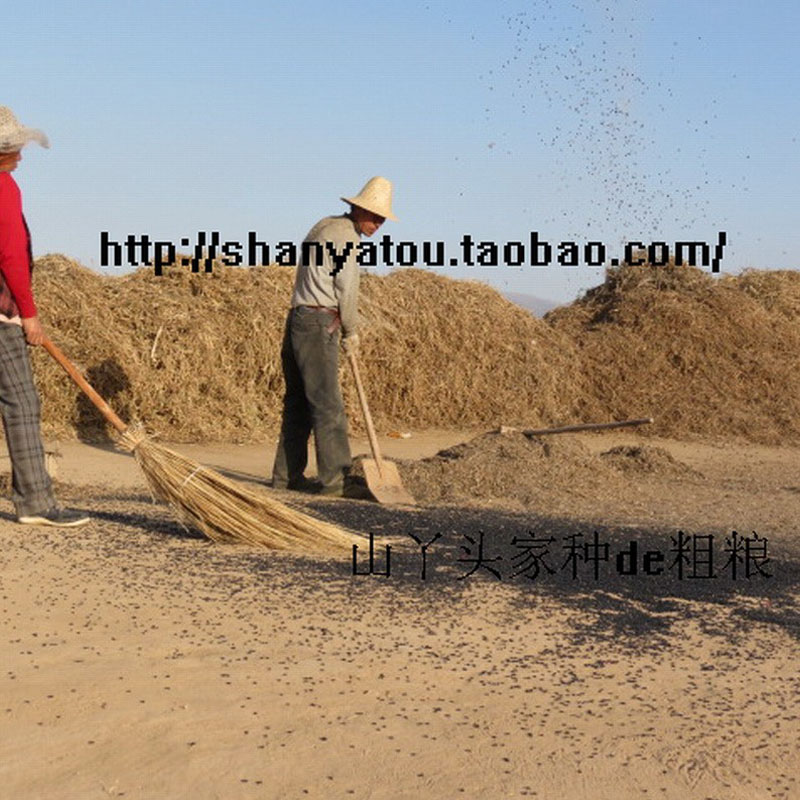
[22,256,800,445]
[31,256,293,441]
[393,431,618,507]
[351,268,583,429]
[599,445,702,478]
[387,432,701,511]
[546,263,800,444]
[30,256,583,442]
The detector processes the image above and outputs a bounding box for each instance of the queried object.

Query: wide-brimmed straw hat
[0,106,49,152]
[341,176,398,221]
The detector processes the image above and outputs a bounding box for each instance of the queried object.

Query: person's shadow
[74,359,131,443]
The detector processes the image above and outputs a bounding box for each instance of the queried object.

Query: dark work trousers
[0,323,56,516]
[271,307,352,491]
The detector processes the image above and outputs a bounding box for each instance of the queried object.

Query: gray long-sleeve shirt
[291,214,361,336]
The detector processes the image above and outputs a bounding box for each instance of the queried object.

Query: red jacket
[0,172,37,318]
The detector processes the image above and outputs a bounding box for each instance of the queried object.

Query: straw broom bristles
[43,337,360,555]
[117,429,360,554]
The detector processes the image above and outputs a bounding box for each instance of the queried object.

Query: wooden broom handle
[42,338,129,434]
[346,350,386,474]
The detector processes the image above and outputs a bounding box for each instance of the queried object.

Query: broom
[42,338,359,554]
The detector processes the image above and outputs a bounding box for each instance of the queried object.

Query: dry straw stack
[25,254,800,446]
[33,256,292,441]
[546,262,800,443]
[30,255,583,441]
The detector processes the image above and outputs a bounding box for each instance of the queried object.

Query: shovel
[346,351,416,506]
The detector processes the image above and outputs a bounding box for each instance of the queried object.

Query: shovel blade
[362,458,416,506]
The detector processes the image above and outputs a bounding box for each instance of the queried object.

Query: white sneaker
[18,507,91,527]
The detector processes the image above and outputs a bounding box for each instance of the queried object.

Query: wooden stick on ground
[500,417,654,437]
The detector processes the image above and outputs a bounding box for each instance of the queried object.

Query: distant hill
[501,291,561,317]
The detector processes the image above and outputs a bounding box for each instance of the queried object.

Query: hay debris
[391,431,619,507]
[379,431,701,510]
[599,445,702,478]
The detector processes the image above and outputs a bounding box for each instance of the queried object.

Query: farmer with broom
[0,106,89,527]
[271,176,397,498]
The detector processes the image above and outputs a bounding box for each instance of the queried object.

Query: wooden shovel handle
[521,418,654,436]
[42,338,129,434]
[346,350,385,475]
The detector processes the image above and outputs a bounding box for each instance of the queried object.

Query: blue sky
[5,0,799,303]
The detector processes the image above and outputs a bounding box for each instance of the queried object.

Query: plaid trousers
[0,323,55,516]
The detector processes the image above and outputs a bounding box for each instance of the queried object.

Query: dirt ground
[1,429,798,799]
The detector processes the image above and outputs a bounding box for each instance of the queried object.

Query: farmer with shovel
[271,176,396,498]
[0,106,89,527]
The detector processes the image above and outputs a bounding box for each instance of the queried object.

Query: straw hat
[341,176,398,221]
[0,106,49,152]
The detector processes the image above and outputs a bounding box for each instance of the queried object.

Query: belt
[295,305,341,333]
